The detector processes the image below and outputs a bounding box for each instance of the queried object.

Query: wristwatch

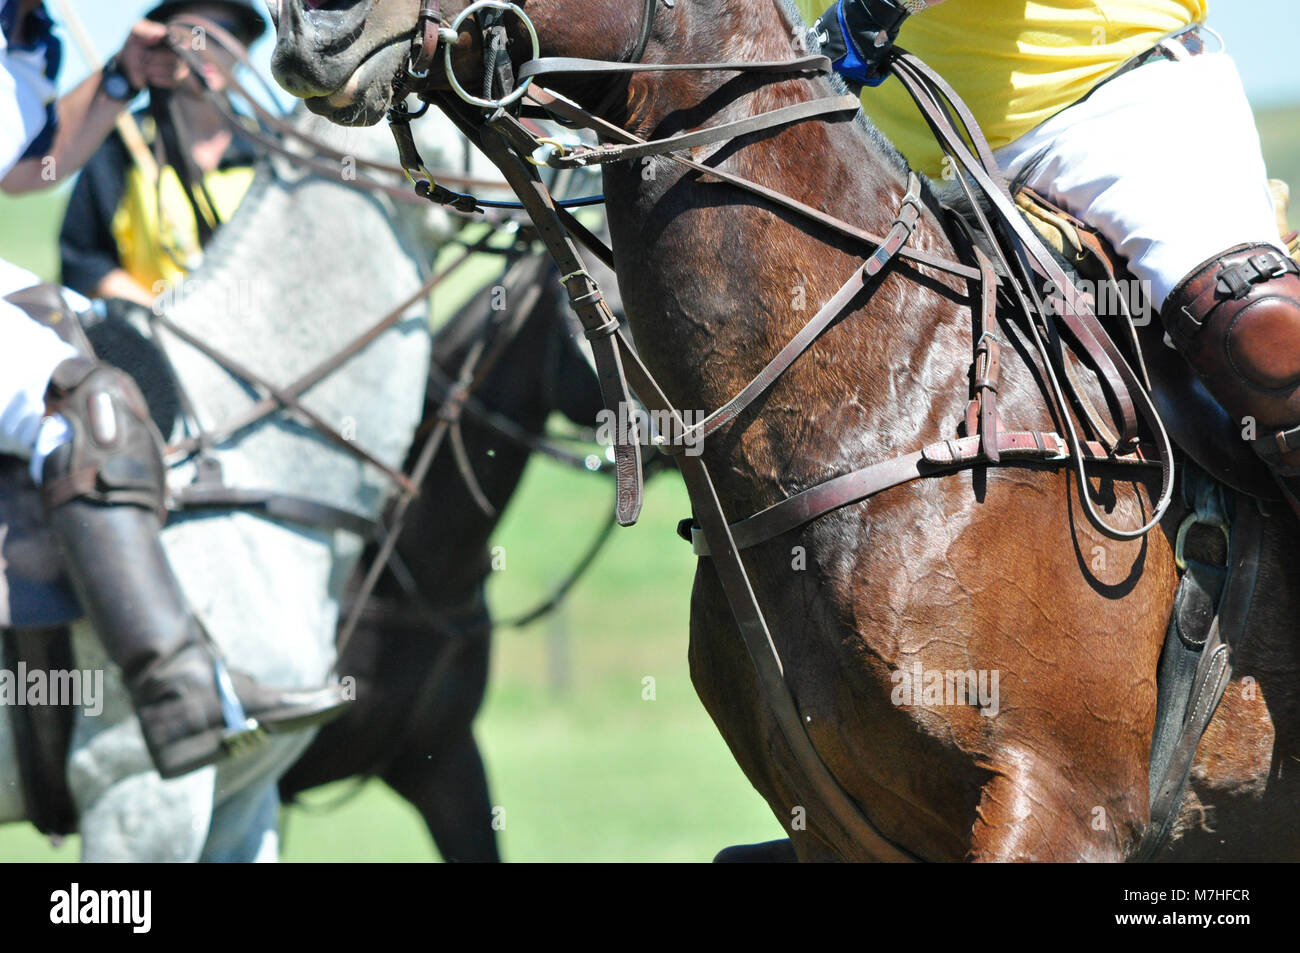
[101,55,139,102]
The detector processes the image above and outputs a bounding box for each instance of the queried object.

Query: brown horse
[267,0,1300,861]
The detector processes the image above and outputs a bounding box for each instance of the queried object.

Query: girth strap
[684,430,1155,557]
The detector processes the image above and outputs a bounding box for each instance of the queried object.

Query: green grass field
[1,103,1297,862]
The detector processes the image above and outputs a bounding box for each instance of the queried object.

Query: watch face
[105,71,132,101]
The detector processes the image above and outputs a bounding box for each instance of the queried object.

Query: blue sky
[51,0,1300,108]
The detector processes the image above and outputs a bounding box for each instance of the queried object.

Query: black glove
[812,0,917,88]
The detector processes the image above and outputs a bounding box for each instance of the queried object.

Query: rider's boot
[1162,242,1300,519]
[40,356,351,780]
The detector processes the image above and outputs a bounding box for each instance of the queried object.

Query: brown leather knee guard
[1162,243,1300,477]
[40,357,168,517]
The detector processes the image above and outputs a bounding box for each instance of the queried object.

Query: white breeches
[0,258,81,478]
[995,48,1286,310]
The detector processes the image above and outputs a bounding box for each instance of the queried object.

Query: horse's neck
[600,0,965,509]
[156,110,433,514]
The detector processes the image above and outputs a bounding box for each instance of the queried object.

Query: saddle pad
[0,457,81,629]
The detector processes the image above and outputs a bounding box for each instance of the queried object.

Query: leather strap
[150,309,416,494]
[889,52,1175,540]
[529,87,982,283]
[1171,249,1299,340]
[409,0,444,80]
[551,95,862,169]
[165,232,488,463]
[685,430,1155,557]
[519,53,832,81]
[630,0,658,64]
[475,110,645,526]
[611,340,922,861]
[683,174,925,445]
[170,485,379,539]
[164,16,504,197]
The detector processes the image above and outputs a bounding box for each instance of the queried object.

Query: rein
[383,0,1179,861]
[125,17,623,661]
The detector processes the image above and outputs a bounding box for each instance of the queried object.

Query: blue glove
[812,0,914,88]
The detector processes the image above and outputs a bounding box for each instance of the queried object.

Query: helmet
[145,0,267,45]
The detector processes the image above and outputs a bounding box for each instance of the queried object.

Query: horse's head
[269,0,656,126]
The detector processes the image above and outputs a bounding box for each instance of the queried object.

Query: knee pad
[1162,243,1300,459]
[40,357,167,515]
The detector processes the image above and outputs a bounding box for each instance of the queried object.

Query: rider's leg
[1162,247,1300,511]
[2,270,351,779]
[39,353,351,779]
[994,47,1300,513]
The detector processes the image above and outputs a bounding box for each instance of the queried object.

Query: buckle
[222,721,268,755]
[1045,432,1070,461]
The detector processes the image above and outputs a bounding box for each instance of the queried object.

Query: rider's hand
[812,0,914,88]
[117,19,190,91]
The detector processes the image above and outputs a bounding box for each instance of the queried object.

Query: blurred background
[0,1,1296,861]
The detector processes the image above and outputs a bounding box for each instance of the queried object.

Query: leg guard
[41,357,350,779]
[1162,242,1300,511]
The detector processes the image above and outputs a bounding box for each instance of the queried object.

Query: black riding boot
[41,356,351,779]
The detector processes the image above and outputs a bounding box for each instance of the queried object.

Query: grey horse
[0,107,488,861]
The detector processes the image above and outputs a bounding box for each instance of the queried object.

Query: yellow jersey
[109,120,255,292]
[794,0,1207,176]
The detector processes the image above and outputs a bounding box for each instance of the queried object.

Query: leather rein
[130,17,623,654]
[380,0,1181,862]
